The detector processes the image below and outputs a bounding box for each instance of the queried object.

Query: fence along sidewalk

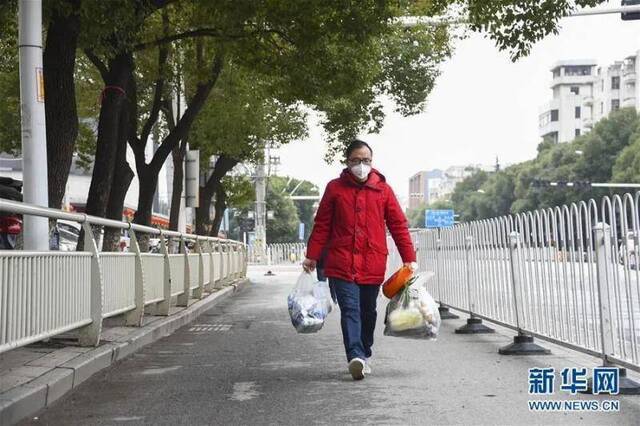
[389,191,640,388]
[0,198,247,354]
[248,242,306,265]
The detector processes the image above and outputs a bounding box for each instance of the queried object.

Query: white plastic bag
[287,272,333,333]
[384,273,440,339]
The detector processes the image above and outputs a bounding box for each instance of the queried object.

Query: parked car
[0,177,23,250]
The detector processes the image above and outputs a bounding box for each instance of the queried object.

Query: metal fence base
[455,317,495,334]
[438,305,459,320]
[583,368,640,395]
[498,334,550,355]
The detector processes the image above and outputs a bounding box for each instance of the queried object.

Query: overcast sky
[276,2,640,207]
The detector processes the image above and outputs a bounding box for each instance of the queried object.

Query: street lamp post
[18,0,49,250]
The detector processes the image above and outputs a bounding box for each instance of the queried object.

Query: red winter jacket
[306,168,415,285]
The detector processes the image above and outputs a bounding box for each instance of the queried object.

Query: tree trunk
[169,140,187,231]
[196,185,214,235]
[133,167,158,227]
[78,52,134,251]
[84,53,133,219]
[195,155,238,235]
[43,2,80,209]
[210,184,226,237]
[102,97,135,252]
[131,53,223,234]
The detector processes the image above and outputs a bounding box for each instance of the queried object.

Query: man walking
[303,139,415,380]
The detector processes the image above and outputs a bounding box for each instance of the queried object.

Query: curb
[0,278,250,425]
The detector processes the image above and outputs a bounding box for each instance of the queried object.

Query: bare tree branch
[83,49,108,81]
[149,52,225,173]
[134,28,226,51]
[134,27,295,51]
[138,11,170,152]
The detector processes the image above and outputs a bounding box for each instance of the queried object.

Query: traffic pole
[18,0,49,250]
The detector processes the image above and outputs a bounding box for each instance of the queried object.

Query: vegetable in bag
[384,273,440,339]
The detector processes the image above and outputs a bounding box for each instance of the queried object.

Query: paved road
[21,266,640,425]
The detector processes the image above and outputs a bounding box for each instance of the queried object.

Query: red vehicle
[0,177,23,249]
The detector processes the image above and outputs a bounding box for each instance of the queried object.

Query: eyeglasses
[347,158,372,166]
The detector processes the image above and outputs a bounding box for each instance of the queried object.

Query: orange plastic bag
[382,265,414,299]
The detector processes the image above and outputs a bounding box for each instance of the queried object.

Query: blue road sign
[298,222,305,241]
[425,209,455,228]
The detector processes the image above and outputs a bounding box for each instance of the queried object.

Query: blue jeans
[329,278,380,362]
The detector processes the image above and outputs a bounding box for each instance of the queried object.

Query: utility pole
[18,0,49,250]
[254,143,267,263]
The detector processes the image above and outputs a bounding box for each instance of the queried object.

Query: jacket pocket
[324,235,353,276]
[365,240,388,279]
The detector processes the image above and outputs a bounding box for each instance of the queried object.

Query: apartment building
[408,164,494,209]
[539,53,640,143]
[408,169,443,210]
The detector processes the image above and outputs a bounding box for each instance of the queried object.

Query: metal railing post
[235,244,242,279]
[589,222,640,393]
[594,222,614,365]
[125,228,145,326]
[226,242,233,284]
[437,231,459,320]
[215,241,225,289]
[193,238,204,299]
[177,237,190,307]
[78,222,103,346]
[241,244,248,278]
[154,233,172,316]
[456,234,494,334]
[499,231,550,355]
[205,240,215,292]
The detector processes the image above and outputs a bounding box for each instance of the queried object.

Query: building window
[570,86,580,95]
[600,102,604,114]
[575,106,581,118]
[612,76,620,90]
[612,99,620,111]
[553,68,561,78]
[550,109,559,122]
[601,80,604,91]
[575,129,581,137]
[564,65,592,76]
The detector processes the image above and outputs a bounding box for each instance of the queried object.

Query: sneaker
[348,358,365,380]
[363,358,372,375]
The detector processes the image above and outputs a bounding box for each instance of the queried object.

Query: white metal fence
[0,199,247,354]
[389,192,640,373]
[248,242,307,265]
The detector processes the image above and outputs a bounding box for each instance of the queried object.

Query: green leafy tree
[0,68,19,155]
[277,177,320,240]
[612,136,640,184]
[211,175,255,237]
[188,62,308,234]
[451,108,640,221]
[432,0,606,60]
[266,177,300,243]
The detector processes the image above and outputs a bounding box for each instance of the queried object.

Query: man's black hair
[345,139,372,159]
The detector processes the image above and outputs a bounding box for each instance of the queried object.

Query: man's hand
[303,258,317,273]
[404,261,418,272]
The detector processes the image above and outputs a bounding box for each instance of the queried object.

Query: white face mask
[350,163,371,181]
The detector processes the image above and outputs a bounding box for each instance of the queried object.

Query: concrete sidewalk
[0,278,249,425]
[15,265,640,425]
